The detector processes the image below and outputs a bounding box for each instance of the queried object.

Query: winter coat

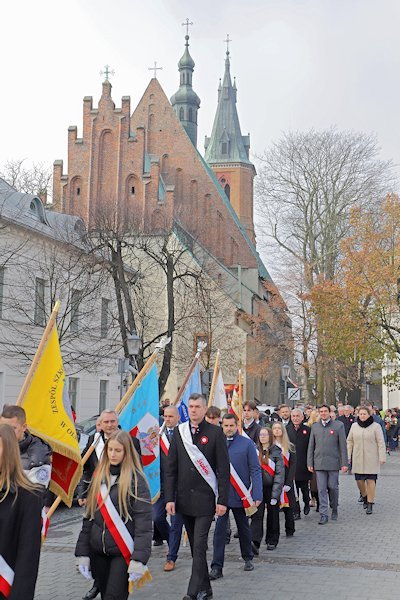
[347,421,386,474]
[259,444,285,502]
[75,472,152,565]
[164,419,230,516]
[307,420,348,471]
[337,415,356,438]
[286,422,312,481]
[0,486,42,600]
[226,432,262,508]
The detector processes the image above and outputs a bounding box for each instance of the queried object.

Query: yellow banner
[20,324,82,506]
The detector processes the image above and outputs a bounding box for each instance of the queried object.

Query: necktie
[167,428,173,440]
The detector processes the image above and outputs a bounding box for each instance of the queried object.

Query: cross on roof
[148,61,163,79]
[100,64,114,82]
[224,34,232,55]
[182,17,193,36]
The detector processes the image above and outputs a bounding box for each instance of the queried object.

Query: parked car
[75,415,99,452]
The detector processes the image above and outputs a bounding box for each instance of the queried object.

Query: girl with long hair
[250,427,284,552]
[272,422,297,538]
[75,430,152,600]
[0,423,42,600]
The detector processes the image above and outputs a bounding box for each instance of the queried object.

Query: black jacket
[338,415,356,437]
[283,449,296,487]
[77,432,141,499]
[75,472,152,565]
[164,419,230,516]
[286,422,312,481]
[19,431,52,472]
[0,486,42,600]
[242,420,261,443]
[260,444,285,501]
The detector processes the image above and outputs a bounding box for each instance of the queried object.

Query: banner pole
[238,369,243,434]
[16,301,61,406]
[208,350,220,407]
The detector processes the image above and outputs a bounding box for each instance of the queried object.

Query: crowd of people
[0,396,393,600]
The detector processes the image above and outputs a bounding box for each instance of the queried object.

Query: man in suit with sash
[165,393,230,600]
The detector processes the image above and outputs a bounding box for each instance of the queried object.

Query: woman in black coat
[251,427,285,552]
[272,422,297,537]
[0,423,42,600]
[75,430,152,600]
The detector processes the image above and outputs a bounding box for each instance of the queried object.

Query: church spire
[170,20,201,147]
[204,41,251,165]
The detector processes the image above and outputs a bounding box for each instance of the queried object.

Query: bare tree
[0,159,52,202]
[256,127,395,402]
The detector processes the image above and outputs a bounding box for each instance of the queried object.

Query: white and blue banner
[177,362,202,423]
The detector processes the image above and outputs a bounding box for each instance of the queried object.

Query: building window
[221,142,228,155]
[179,107,184,121]
[131,186,135,195]
[101,298,110,338]
[0,267,4,319]
[76,187,81,196]
[34,278,46,326]
[70,289,82,333]
[224,184,231,200]
[68,377,78,410]
[99,380,109,412]
[188,107,193,122]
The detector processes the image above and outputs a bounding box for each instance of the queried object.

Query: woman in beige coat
[347,406,386,514]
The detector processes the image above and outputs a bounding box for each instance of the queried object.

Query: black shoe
[209,568,223,581]
[318,515,328,525]
[153,539,164,546]
[316,506,319,512]
[82,585,100,600]
[182,596,195,600]
[331,510,338,521]
[225,536,231,545]
[196,592,211,600]
[363,497,368,509]
[244,560,254,571]
[358,494,364,503]
[366,502,373,515]
[233,531,239,538]
[251,542,259,556]
[286,532,294,537]
[266,543,277,550]
[304,505,310,515]
[293,513,301,521]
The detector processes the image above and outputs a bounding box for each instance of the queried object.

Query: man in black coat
[337,405,355,437]
[286,409,312,518]
[165,393,230,600]
[242,400,261,442]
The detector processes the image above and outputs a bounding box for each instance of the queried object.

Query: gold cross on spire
[182,17,193,36]
[224,34,232,55]
[148,61,163,79]
[100,64,114,82]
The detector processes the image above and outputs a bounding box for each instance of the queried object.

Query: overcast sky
[1,0,399,175]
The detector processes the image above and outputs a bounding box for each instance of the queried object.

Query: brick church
[53,32,292,404]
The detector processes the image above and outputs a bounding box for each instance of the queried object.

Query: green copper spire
[204,46,251,165]
[170,23,201,147]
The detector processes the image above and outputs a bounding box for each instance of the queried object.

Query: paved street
[36,453,400,600]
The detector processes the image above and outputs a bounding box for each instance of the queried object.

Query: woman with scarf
[75,430,152,600]
[271,422,297,537]
[251,427,284,552]
[347,406,386,514]
[0,423,42,600]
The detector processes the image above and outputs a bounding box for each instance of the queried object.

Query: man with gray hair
[338,405,355,438]
[286,408,312,518]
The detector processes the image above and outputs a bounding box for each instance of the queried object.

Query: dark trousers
[182,513,214,596]
[251,487,280,546]
[167,511,184,562]
[295,480,310,515]
[211,507,253,571]
[153,495,170,541]
[91,555,128,600]
[281,487,295,535]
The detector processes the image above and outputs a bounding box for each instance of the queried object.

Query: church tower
[205,43,256,244]
[170,29,201,147]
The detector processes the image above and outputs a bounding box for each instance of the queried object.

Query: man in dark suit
[337,405,355,437]
[286,409,312,518]
[165,393,230,600]
[242,400,261,442]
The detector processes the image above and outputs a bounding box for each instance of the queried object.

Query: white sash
[178,422,218,496]
[0,555,14,598]
[98,483,134,563]
[160,432,170,456]
[94,432,105,461]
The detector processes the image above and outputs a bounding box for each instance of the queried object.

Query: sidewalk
[35,452,400,599]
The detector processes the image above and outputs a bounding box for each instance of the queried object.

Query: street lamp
[118,332,142,400]
[281,364,291,404]
[127,331,142,357]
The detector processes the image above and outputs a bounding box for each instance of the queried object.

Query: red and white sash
[94,432,105,462]
[178,422,218,496]
[0,555,14,598]
[261,457,276,477]
[160,432,170,457]
[278,446,290,508]
[97,483,134,566]
[229,464,254,509]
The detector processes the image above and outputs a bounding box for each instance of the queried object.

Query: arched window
[179,107,184,121]
[188,107,193,122]
[224,184,231,200]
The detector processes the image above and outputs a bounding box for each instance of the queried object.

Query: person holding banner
[0,423,42,600]
[75,430,152,600]
[165,393,230,600]
[251,427,285,552]
[209,413,262,580]
[272,422,297,538]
